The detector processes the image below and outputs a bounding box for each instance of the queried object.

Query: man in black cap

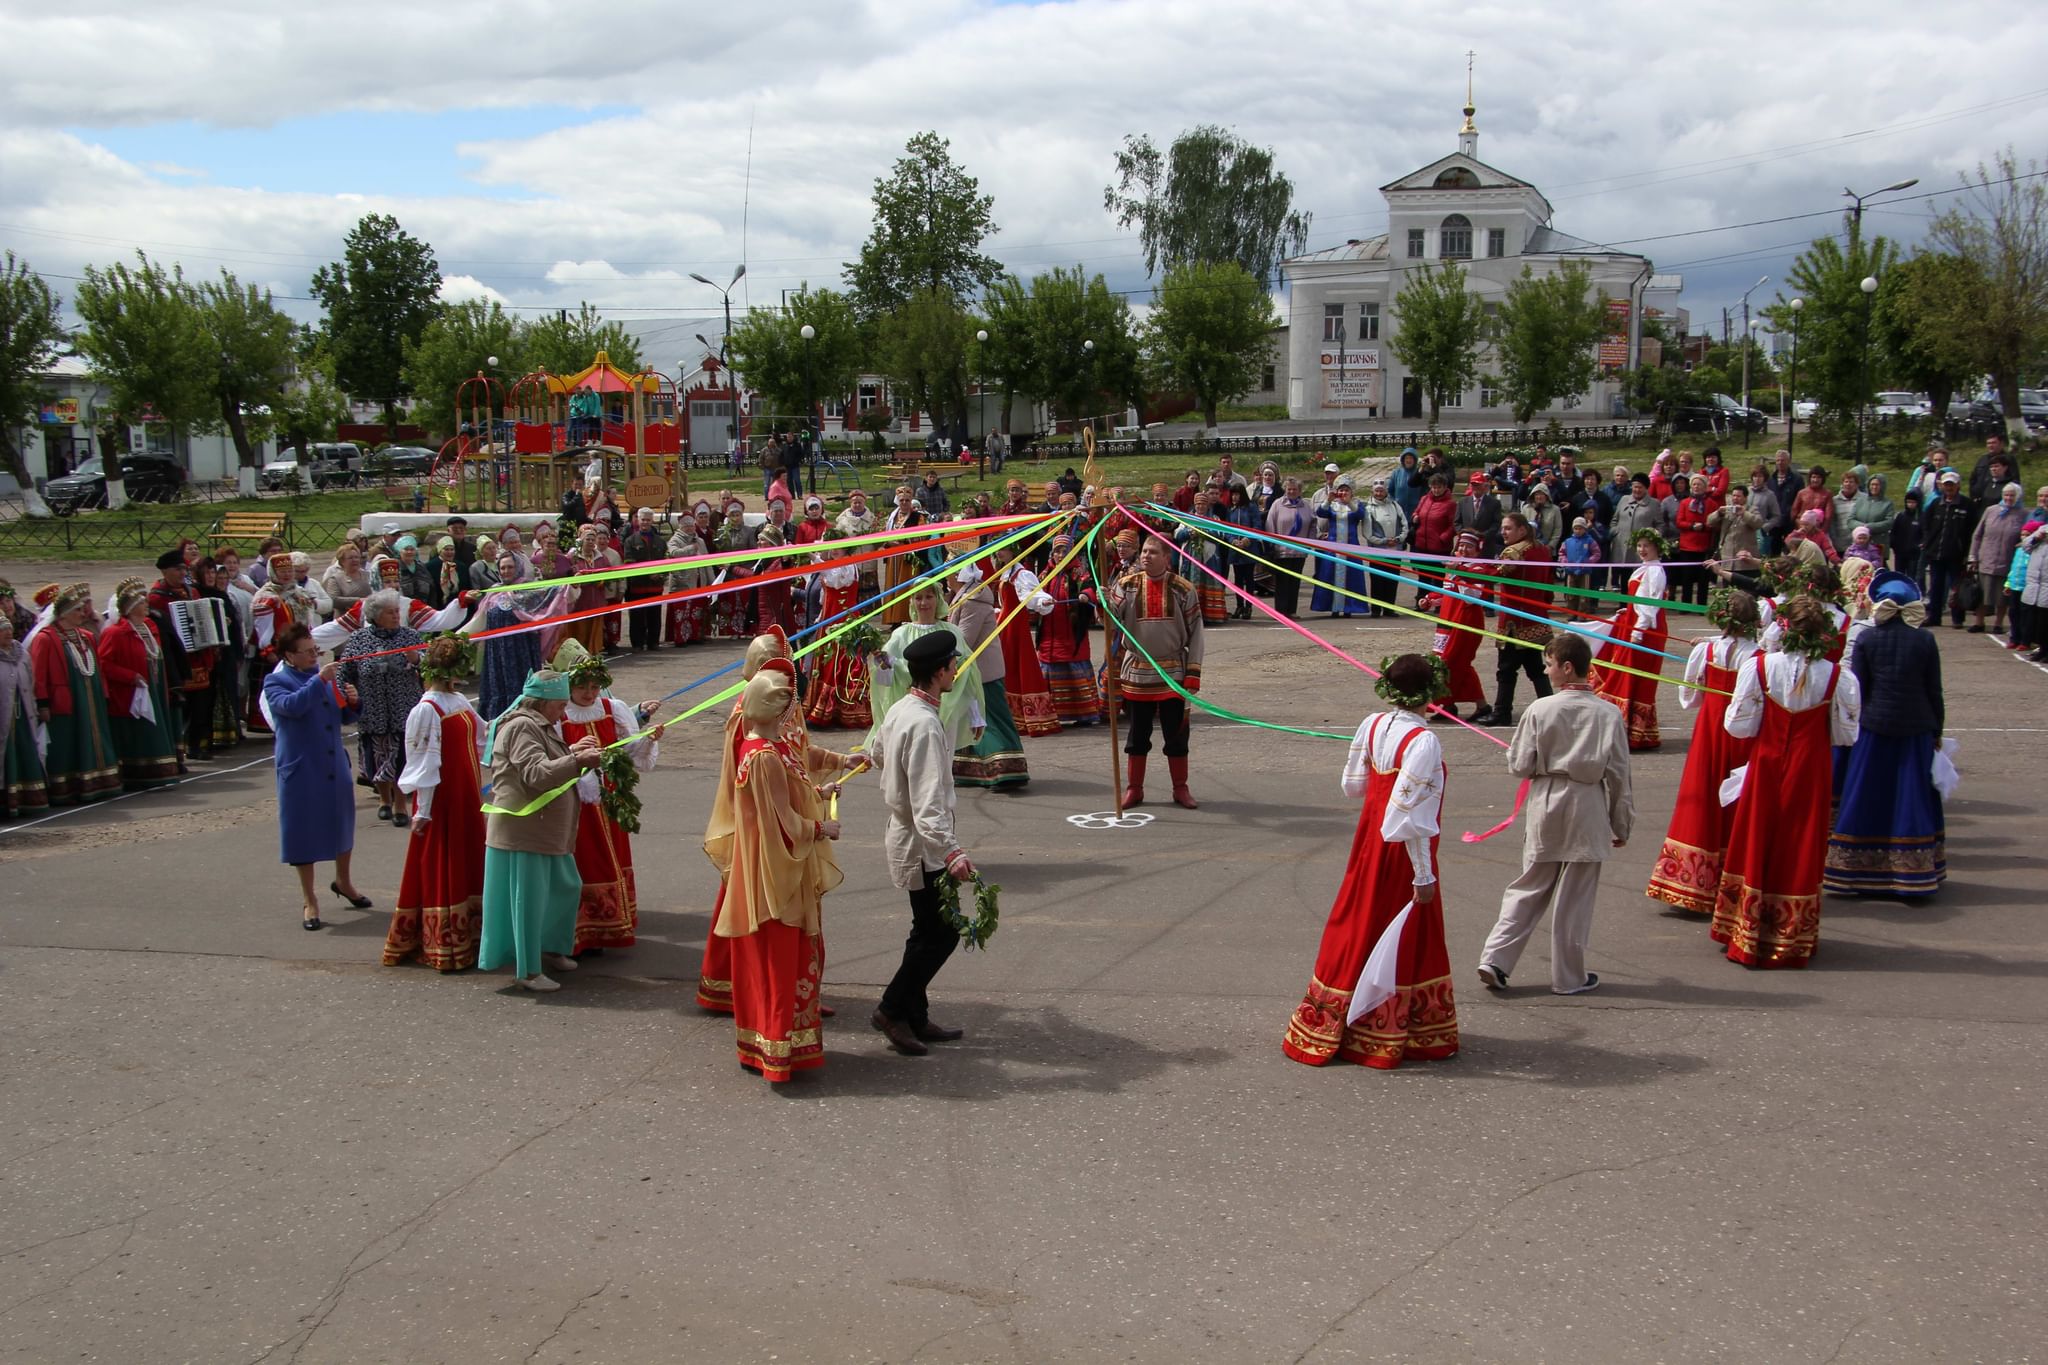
[444,516,476,586]
[871,627,978,1056]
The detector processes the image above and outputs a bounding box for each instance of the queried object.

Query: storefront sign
[1322,370,1384,408]
[38,398,80,424]
[1318,349,1381,371]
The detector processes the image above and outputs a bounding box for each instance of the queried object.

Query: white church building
[1281,96,1677,425]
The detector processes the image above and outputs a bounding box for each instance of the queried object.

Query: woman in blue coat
[1310,479,1369,616]
[264,623,371,930]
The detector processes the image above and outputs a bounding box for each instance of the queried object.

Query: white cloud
[0,0,2043,334]
[437,274,511,307]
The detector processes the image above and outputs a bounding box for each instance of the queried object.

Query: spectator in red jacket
[1670,475,1721,606]
[1791,466,1834,527]
[1697,447,1731,501]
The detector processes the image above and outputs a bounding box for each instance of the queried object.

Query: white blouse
[1628,564,1668,632]
[1723,652,1862,747]
[568,696,660,805]
[397,691,478,818]
[1340,710,1445,885]
[1678,635,1760,710]
[1003,565,1057,616]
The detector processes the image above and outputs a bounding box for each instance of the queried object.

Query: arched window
[1433,167,1480,189]
[1440,214,1473,260]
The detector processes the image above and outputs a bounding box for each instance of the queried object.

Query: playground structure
[429,351,688,514]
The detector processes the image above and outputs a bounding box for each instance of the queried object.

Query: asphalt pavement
[1,612,2043,1363]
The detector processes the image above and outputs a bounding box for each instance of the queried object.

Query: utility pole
[1738,275,1768,449]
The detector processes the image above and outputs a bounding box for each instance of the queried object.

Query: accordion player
[169,596,231,687]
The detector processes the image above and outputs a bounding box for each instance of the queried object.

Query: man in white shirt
[872,628,979,1056]
[1476,633,1634,996]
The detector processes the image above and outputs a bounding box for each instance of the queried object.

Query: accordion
[169,596,231,652]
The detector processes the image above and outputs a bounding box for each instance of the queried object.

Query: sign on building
[1318,349,1382,409]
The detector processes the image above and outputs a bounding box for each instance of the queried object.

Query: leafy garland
[417,631,480,684]
[1631,527,1672,558]
[842,620,886,658]
[1373,652,1451,710]
[598,747,643,833]
[1705,588,1759,639]
[937,871,1001,951]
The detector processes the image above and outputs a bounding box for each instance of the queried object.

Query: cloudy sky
[4,0,2044,362]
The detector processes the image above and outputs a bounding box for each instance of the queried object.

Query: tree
[725,286,864,425]
[0,252,65,490]
[875,288,976,438]
[196,271,298,470]
[977,274,1039,433]
[1105,126,1312,288]
[1143,260,1277,430]
[1766,230,1897,425]
[309,213,443,436]
[521,302,642,379]
[1872,252,1979,421]
[1388,264,1484,428]
[73,253,215,443]
[1924,149,2048,439]
[1485,261,1609,424]
[1024,267,1141,433]
[268,343,351,459]
[401,299,525,437]
[845,132,1002,321]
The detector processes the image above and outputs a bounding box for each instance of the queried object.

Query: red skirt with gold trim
[1646,671,1751,914]
[697,880,734,1012]
[997,590,1060,737]
[731,921,824,1082]
[1591,621,1668,751]
[386,807,484,972]
[570,802,637,952]
[1710,695,1832,968]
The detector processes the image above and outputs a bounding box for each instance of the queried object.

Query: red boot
[1122,754,1146,809]
[1168,755,1199,809]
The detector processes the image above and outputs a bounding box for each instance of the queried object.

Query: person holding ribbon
[801,536,875,730]
[386,634,486,972]
[478,669,606,993]
[868,586,986,754]
[1646,589,1761,916]
[1309,479,1368,618]
[1036,534,1102,726]
[1282,653,1459,1069]
[1588,528,1671,751]
[1109,534,1205,810]
[1427,532,1488,723]
[551,641,664,956]
[947,564,1029,790]
[711,660,844,1081]
[1476,633,1634,997]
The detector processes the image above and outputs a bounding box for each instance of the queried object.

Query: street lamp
[1843,178,1920,236]
[1738,275,1768,449]
[1787,297,1803,455]
[974,328,990,477]
[691,265,747,460]
[799,323,816,470]
[1080,339,1095,443]
[1857,274,1880,462]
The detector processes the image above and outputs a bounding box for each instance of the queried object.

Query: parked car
[1672,394,1768,434]
[2019,388,2048,431]
[44,453,187,515]
[261,441,363,491]
[1872,391,1931,418]
[1945,400,2005,438]
[361,445,437,480]
[1792,397,1820,421]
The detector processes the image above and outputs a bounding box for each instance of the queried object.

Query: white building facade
[1281,106,1673,426]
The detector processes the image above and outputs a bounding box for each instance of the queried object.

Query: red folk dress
[563,696,656,953]
[1646,635,1758,914]
[1283,713,1459,1069]
[1591,562,1670,750]
[724,737,831,1082]
[1429,575,1486,706]
[1711,654,1850,968]
[386,693,485,971]
[803,569,873,729]
[997,570,1060,736]
[1036,569,1101,726]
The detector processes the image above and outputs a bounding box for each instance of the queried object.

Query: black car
[1668,402,1768,436]
[361,445,437,480]
[1944,401,2004,438]
[44,453,186,514]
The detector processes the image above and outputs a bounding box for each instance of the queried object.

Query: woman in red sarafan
[803,545,873,730]
[993,549,1060,737]
[1035,538,1102,726]
[1426,532,1487,721]
[1710,598,1863,969]
[386,636,486,972]
[1590,528,1671,750]
[1646,590,1761,915]
[550,642,663,955]
[1283,653,1459,1070]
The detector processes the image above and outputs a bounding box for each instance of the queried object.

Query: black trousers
[1124,696,1190,757]
[1231,554,1257,601]
[628,598,662,648]
[1273,559,1304,617]
[1368,565,1398,615]
[183,681,213,754]
[1495,641,1549,694]
[879,865,958,1026]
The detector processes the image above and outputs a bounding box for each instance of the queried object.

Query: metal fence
[0,514,366,557]
[1082,422,1654,458]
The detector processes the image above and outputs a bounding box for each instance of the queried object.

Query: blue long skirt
[478,608,544,722]
[1822,731,1945,897]
[1310,546,1367,615]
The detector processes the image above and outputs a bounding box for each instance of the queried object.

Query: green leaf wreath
[597,747,643,833]
[937,871,1001,951]
[842,620,885,658]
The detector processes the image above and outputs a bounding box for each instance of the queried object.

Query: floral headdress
[549,638,612,689]
[1776,605,1839,662]
[1630,527,1670,558]
[1373,653,1450,710]
[417,631,480,684]
[1705,588,1759,639]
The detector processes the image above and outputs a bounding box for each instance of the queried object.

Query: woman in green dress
[864,584,986,754]
[0,610,49,818]
[27,585,121,806]
[97,581,181,790]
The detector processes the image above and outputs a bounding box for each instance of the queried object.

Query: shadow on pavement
[1426,1029,1710,1088]
[1590,979,1824,1010]
[1810,936,2048,976]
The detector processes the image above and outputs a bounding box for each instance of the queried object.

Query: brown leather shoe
[912,1020,964,1043]
[871,1009,928,1056]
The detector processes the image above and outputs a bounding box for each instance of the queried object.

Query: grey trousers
[1479,858,1602,993]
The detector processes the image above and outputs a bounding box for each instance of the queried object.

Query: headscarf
[741,664,795,727]
[743,626,790,680]
[483,668,571,764]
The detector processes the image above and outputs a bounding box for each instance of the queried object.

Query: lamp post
[1787,298,1803,455]
[799,323,816,475]
[1843,178,1920,237]
[691,265,746,463]
[1857,274,1879,463]
[1080,339,1094,445]
[974,328,990,477]
[1738,275,1768,449]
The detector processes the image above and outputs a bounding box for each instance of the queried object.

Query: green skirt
[111,665,181,790]
[45,691,121,807]
[954,679,1029,789]
[3,706,49,818]
[479,848,581,980]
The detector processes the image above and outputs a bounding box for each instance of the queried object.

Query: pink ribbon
[1460,778,1531,844]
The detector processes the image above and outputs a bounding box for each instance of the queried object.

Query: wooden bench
[209,510,287,549]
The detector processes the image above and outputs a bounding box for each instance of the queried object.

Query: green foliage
[726,285,864,424]
[74,253,215,435]
[0,252,66,487]
[269,348,351,456]
[1765,230,1897,424]
[521,301,641,378]
[401,299,524,435]
[1143,260,1277,428]
[1924,149,2048,432]
[1388,264,1484,428]
[1022,267,1141,429]
[1485,261,1609,424]
[1164,403,1289,424]
[978,273,1038,432]
[1622,361,1705,417]
[309,213,443,434]
[196,271,299,468]
[1105,125,1311,288]
[875,288,975,435]
[1873,252,1978,417]
[845,132,1002,321]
